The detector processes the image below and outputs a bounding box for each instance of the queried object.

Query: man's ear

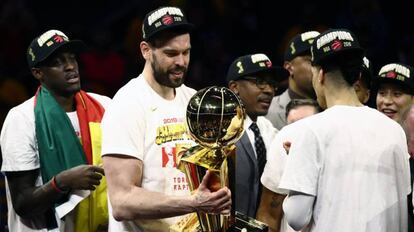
[31,67,43,82]
[228,81,239,95]
[283,61,293,76]
[318,68,325,84]
[140,41,151,60]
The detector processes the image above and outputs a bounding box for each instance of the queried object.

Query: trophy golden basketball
[177,86,245,232]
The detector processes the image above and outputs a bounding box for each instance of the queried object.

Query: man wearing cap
[354,56,373,105]
[101,6,231,232]
[278,29,410,231]
[226,53,287,224]
[258,56,372,232]
[266,31,320,130]
[376,63,414,123]
[0,29,111,231]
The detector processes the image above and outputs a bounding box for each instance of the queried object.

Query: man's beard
[151,55,187,88]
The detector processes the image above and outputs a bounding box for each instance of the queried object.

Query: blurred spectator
[80,30,126,97]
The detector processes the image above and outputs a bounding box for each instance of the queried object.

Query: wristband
[51,176,69,193]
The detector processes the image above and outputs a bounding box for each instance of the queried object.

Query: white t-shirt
[101,74,196,232]
[261,122,302,232]
[261,122,299,195]
[278,105,411,232]
[0,93,111,232]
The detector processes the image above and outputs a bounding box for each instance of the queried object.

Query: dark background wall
[0,0,413,114]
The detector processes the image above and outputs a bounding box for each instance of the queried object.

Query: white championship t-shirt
[278,105,411,232]
[101,74,196,232]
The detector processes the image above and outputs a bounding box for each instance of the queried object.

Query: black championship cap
[226,53,289,83]
[361,56,373,88]
[27,29,86,68]
[284,31,320,61]
[311,29,364,65]
[376,63,414,94]
[142,6,194,41]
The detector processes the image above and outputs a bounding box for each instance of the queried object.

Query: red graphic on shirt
[173,177,189,191]
[162,146,177,167]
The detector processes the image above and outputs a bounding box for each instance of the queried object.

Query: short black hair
[317,50,364,86]
[285,99,322,119]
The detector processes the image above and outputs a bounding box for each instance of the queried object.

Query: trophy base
[232,211,269,232]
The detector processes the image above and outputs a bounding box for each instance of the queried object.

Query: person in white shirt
[1,29,111,232]
[101,6,231,232]
[259,99,321,232]
[260,55,373,232]
[279,29,410,232]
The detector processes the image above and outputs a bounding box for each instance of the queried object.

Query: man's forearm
[7,170,67,218]
[111,186,195,221]
[256,186,285,232]
[13,180,67,218]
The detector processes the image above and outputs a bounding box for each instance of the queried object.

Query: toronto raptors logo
[162,15,174,25]
[386,71,397,79]
[331,40,343,51]
[265,60,272,68]
[53,35,64,43]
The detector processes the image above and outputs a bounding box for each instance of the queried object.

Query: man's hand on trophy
[191,170,232,215]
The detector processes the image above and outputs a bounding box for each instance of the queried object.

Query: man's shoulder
[112,77,146,101]
[257,116,276,129]
[177,84,197,98]
[86,92,112,109]
[7,96,35,118]
[273,89,290,107]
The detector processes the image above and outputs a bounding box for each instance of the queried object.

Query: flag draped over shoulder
[34,86,108,231]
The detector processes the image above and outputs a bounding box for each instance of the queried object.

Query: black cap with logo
[376,63,414,94]
[284,31,320,61]
[361,56,373,88]
[311,29,364,65]
[142,6,194,41]
[27,30,86,68]
[226,53,289,83]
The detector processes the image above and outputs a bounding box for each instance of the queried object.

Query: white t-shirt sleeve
[1,106,39,171]
[101,92,145,160]
[87,92,112,109]
[261,131,289,194]
[278,124,320,196]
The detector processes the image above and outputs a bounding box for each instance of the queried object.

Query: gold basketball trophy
[175,86,245,232]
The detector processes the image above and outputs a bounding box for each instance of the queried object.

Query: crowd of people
[1,3,414,232]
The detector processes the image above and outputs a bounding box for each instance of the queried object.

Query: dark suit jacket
[235,132,261,218]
